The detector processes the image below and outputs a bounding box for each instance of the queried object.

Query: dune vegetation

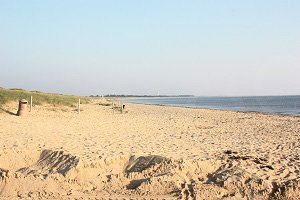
[0,87,90,107]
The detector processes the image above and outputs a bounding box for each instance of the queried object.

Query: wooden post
[78,99,81,114]
[30,96,33,112]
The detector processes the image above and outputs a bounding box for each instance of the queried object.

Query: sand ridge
[0,99,299,199]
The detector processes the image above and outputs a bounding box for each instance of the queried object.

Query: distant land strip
[90,95,194,98]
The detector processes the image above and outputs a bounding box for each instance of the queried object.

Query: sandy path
[0,100,299,199]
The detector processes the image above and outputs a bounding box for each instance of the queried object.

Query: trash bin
[17,99,28,116]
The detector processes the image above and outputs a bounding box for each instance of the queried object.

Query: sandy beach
[0,99,299,199]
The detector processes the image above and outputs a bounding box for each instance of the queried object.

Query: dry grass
[0,87,90,107]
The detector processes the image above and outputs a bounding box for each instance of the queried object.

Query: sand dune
[0,100,299,199]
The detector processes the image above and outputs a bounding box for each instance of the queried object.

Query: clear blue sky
[0,1,299,96]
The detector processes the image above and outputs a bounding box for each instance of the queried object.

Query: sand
[0,99,299,199]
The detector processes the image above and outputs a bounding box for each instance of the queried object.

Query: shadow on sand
[0,108,17,116]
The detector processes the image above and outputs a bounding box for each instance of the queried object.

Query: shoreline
[124,101,300,118]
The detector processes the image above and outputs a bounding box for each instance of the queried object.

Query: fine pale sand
[0,99,299,199]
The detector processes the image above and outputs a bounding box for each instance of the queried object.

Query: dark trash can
[17,99,28,116]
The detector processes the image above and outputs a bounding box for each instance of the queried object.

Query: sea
[124,96,300,116]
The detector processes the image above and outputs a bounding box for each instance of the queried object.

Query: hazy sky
[0,1,299,96]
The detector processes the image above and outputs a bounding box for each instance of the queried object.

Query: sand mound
[206,162,269,198]
[196,150,300,199]
[92,155,181,197]
[0,149,299,199]
[125,155,168,173]
[16,149,81,179]
[124,156,181,196]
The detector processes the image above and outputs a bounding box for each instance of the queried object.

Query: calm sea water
[124,96,300,116]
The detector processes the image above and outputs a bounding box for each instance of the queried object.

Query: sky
[0,1,299,96]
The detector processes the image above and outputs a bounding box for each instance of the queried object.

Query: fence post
[30,96,33,112]
[78,99,81,114]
